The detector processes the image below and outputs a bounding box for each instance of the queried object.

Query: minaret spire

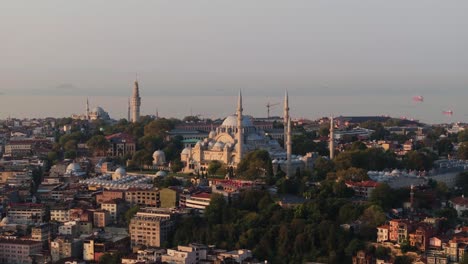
[329,115,335,160]
[131,77,141,123]
[286,117,292,178]
[236,90,244,164]
[127,98,131,122]
[283,90,289,147]
[86,98,90,120]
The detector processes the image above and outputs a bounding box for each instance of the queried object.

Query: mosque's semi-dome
[181,148,191,155]
[221,115,254,128]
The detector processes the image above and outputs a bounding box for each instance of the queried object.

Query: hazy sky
[1,1,467,122]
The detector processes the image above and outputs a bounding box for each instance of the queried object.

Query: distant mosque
[72,78,141,122]
[180,91,316,177]
[71,98,111,121]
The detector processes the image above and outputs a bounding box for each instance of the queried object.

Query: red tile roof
[451,196,468,206]
[345,180,378,188]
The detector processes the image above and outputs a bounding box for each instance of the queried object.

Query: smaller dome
[0,217,10,226]
[66,163,81,174]
[209,130,217,139]
[391,169,400,175]
[272,159,279,164]
[213,142,224,151]
[115,167,126,177]
[181,148,191,155]
[156,171,168,177]
[153,150,166,165]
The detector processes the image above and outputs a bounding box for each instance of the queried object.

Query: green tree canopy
[144,118,175,137]
[458,142,468,160]
[236,150,273,179]
[86,135,110,156]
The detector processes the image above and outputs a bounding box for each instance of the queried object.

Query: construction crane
[266,102,280,118]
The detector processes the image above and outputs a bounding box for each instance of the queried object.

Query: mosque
[71,78,141,122]
[71,99,111,121]
[180,91,316,177]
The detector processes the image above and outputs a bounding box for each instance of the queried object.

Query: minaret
[410,184,414,212]
[86,98,90,120]
[286,117,292,177]
[329,116,335,159]
[283,90,289,147]
[127,98,131,122]
[236,90,244,163]
[131,78,141,123]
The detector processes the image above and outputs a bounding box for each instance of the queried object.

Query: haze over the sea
[1,1,467,123]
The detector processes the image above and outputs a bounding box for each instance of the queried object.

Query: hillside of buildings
[0,114,467,263]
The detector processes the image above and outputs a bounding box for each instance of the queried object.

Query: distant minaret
[410,184,414,211]
[329,116,335,159]
[283,90,289,147]
[286,117,292,177]
[86,98,90,120]
[127,98,131,122]
[236,90,244,163]
[131,78,141,123]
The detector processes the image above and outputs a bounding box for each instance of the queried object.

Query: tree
[313,157,335,181]
[459,142,468,160]
[403,150,434,171]
[456,172,468,195]
[236,150,273,179]
[124,205,140,224]
[394,255,413,264]
[458,130,468,143]
[131,150,153,170]
[435,138,454,156]
[86,135,110,156]
[332,167,368,181]
[207,160,223,175]
[138,135,164,152]
[205,194,227,225]
[370,183,395,209]
[144,118,174,137]
[170,159,184,173]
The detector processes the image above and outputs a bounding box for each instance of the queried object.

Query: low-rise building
[450,196,468,217]
[51,207,70,223]
[129,211,174,249]
[96,190,125,204]
[159,188,180,208]
[101,200,125,224]
[161,244,208,264]
[50,237,83,263]
[181,192,211,211]
[31,224,51,248]
[376,225,389,243]
[345,181,378,199]
[125,189,160,207]
[0,238,42,264]
[58,222,79,237]
[93,210,110,228]
[7,203,46,225]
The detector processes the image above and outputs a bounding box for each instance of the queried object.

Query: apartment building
[125,189,160,207]
[0,238,42,264]
[129,212,174,249]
